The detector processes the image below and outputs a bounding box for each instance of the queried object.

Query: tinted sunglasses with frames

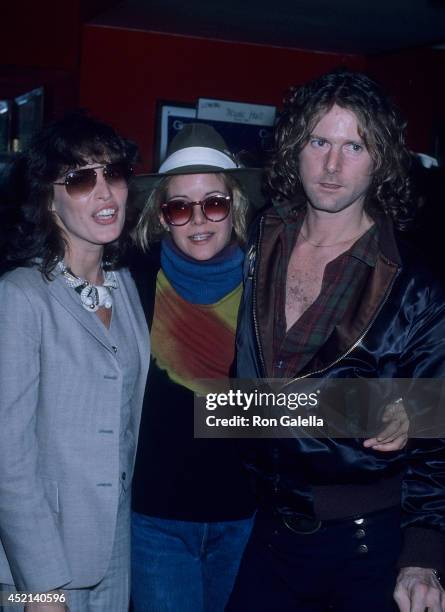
[161,195,232,226]
[53,163,133,199]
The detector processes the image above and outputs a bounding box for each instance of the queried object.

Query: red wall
[79,25,364,171]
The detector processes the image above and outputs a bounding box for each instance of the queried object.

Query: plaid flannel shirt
[272,213,379,378]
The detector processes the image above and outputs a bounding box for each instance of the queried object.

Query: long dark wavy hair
[0,111,138,277]
[267,69,414,230]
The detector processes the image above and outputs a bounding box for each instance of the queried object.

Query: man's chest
[284,241,356,331]
[285,259,325,330]
[285,250,329,330]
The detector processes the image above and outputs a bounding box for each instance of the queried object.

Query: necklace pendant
[80,285,100,312]
[97,285,113,309]
[57,259,117,312]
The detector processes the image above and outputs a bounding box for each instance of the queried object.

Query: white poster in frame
[197,98,276,126]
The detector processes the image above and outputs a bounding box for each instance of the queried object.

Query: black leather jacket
[235,201,445,571]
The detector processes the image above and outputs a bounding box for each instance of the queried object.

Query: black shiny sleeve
[398,279,445,571]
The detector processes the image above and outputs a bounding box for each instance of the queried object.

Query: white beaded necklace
[56,260,118,312]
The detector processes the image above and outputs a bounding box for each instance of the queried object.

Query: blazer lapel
[117,268,150,370]
[116,268,150,469]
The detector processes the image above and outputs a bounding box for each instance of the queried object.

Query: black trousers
[226,506,401,612]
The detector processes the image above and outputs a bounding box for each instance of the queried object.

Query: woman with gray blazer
[0,112,149,612]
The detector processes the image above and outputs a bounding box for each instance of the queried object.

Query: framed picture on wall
[155,103,197,168]
[155,98,277,170]
[13,86,44,152]
[0,100,11,154]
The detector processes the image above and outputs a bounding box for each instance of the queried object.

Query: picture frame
[0,100,11,154]
[155,98,277,170]
[13,86,44,152]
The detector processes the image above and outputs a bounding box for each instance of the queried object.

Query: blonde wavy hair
[133,173,250,251]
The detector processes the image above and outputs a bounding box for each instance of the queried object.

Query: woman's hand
[363,399,409,451]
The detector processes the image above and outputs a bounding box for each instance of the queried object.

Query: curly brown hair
[267,69,414,229]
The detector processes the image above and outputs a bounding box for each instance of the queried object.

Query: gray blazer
[0,266,150,592]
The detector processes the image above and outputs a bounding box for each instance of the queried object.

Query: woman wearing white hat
[128,124,259,612]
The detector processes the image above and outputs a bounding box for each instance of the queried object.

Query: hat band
[159,146,238,173]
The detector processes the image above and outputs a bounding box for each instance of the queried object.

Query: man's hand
[394,566,445,612]
[363,399,409,451]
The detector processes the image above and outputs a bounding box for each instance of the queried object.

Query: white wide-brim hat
[132,122,265,210]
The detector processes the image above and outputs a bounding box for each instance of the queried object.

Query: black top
[128,244,256,522]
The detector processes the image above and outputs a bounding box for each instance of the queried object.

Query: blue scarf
[160,237,244,305]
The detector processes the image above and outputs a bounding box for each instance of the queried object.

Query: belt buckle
[282,515,322,535]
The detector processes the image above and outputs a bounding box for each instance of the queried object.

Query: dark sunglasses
[161,195,232,226]
[53,163,133,199]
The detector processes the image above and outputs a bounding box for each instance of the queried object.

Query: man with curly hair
[229,70,445,611]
